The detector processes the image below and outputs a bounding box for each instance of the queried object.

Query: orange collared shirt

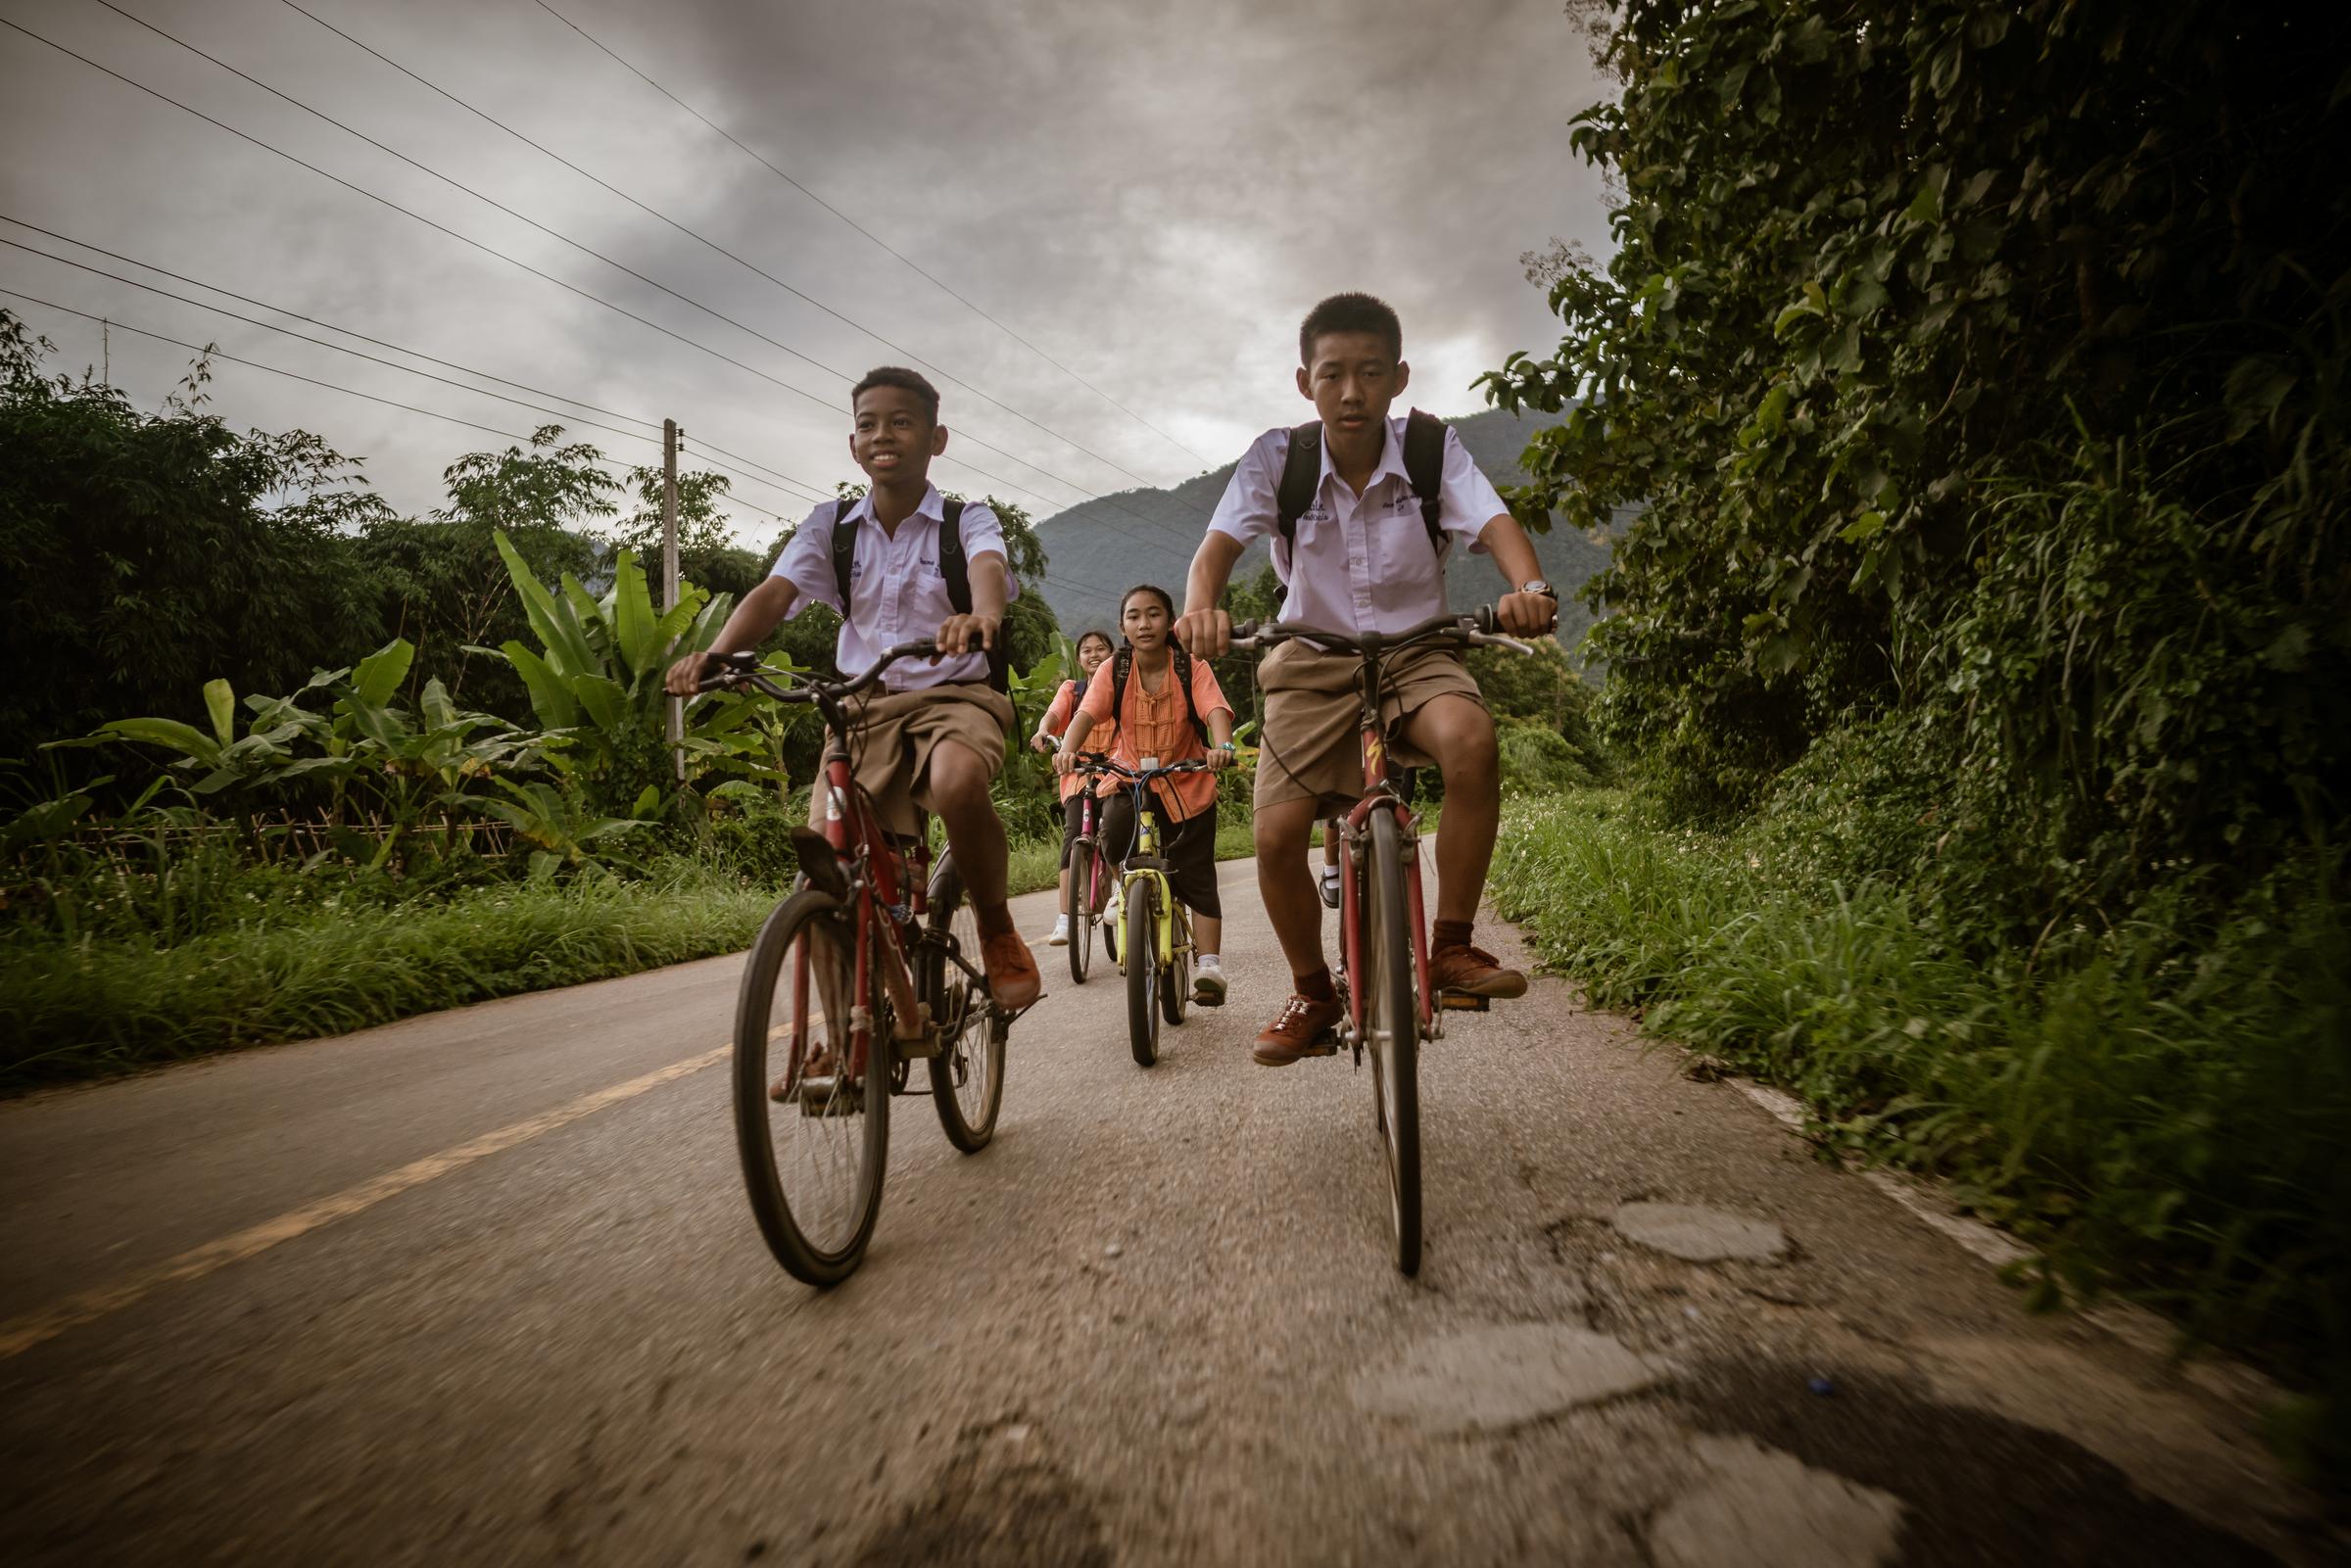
[1075,652,1232,819]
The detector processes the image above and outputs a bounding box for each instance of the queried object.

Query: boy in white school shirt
[666,366,1042,1013]
[1173,293,1558,1065]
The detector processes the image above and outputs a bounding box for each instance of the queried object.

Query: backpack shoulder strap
[827,499,857,608]
[1274,422,1322,549]
[1108,646,1133,735]
[1171,646,1207,744]
[936,498,970,613]
[1403,408,1448,558]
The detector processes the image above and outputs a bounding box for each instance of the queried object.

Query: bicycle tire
[1160,903,1190,1027]
[733,885,889,1286]
[1068,839,1095,986]
[924,856,1004,1154]
[1367,809,1422,1276]
[1126,879,1160,1068]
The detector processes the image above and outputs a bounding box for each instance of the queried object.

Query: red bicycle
[1062,764,1114,986]
[698,642,1009,1285]
[1229,607,1533,1274]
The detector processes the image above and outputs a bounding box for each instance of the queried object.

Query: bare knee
[925,742,993,812]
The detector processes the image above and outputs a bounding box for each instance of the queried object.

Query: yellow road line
[0,1042,730,1361]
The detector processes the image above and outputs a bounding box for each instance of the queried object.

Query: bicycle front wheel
[1125,879,1160,1068]
[1068,838,1096,986]
[1160,903,1191,1028]
[925,856,1004,1153]
[734,886,889,1286]
[1367,809,1422,1276]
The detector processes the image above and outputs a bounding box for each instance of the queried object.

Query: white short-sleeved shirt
[769,486,1017,690]
[1206,416,1510,638]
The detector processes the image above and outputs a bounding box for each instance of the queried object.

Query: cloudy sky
[1,0,1613,546]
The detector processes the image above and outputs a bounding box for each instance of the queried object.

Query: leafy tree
[1481,1,2350,926]
[0,312,382,762]
[356,425,611,716]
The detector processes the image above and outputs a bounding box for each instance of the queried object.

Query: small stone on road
[1649,1436,1905,1568]
[1351,1323,1665,1434]
[1611,1202,1787,1262]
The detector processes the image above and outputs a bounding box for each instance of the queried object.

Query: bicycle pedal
[1438,990,1492,1012]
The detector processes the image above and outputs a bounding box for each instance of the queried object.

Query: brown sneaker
[1428,943,1528,1000]
[1252,993,1344,1066]
[981,930,1043,1012]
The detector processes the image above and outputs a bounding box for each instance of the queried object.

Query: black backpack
[1088,645,1209,749]
[827,497,1009,694]
[1272,408,1451,594]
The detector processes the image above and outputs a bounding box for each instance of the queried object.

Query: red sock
[1432,919,1473,952]
[1295,966,1336,1003]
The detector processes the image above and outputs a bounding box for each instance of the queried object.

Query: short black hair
[850,365,939,423]
[1299,292,1403,366]
[1120,584,1176,620]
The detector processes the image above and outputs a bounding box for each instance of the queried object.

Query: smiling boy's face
[1297,329,1411,440]
[849,385,945,482]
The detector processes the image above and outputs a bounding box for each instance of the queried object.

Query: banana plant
[474,530,801,806]
[472,777,653,879]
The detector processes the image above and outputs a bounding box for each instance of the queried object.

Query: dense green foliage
[1489,790,2348,1478]
[1483,0,2349,934]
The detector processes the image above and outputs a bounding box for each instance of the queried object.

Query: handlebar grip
[1474,605,1497,635]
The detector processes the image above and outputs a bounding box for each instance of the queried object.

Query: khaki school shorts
[1253,640,1486,814]
[815,684,1013,838]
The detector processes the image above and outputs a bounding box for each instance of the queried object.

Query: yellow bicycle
[1078,753,1211,1068]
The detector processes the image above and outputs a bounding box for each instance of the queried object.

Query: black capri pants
[1099,792,1221,919]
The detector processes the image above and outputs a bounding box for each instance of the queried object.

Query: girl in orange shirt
[1053,586,1237,1005]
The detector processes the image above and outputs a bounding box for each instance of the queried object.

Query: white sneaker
[1193,957,1226,1007]
[1318,864,1343,910]
[1046,913,1071,946]
[1103,887,1125,951]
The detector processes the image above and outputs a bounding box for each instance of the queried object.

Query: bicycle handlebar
[1072,752,1214,782]
[1227,605,1537,659]
[694,640,941,700]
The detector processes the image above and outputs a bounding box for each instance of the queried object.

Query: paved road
[0,860,2330,1566]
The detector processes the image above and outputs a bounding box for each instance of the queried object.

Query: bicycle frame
[1333,677,1436,1039]
[789,750,932,1098]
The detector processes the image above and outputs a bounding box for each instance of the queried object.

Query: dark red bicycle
[698,643,1009,1285]
[1229,607,1534,1275]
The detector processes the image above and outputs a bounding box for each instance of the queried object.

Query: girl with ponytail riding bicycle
[1031,627,1116,947]
[1052,585,1237,1007]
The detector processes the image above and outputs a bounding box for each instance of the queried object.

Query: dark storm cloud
[0,0,1611,539]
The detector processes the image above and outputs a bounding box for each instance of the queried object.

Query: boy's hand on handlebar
[1173,607,1230,659]
[1496,592,1559,638]
[934,613,999,658]
[666,650,716,696]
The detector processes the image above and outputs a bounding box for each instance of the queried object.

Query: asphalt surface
[0,858,2332,1566]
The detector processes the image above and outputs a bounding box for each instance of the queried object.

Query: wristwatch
[1518,580,1559,600]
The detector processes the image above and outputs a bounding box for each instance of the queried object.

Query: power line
[2,285,668,487]
[0,217,836,505]
[527,0,1213,471]
[0,12,1081,522]
[278,0,1179,495]
[3,286,1154,604]
[0,224,828,509]
[84,0,1173,530]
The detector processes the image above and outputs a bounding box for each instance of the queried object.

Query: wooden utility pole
[663,418,685,783]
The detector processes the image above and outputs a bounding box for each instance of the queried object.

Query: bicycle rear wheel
[1125,879,1160,1068]
[1367,809,1422,1276]
[734,886,889,1286]
[925,856,1004,1153]
[1068,838,1096,986]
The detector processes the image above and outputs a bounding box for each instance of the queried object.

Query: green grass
[1,862,777,1089]
[1487,788,2350,1479]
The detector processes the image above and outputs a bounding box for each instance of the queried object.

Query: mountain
[1031,406,1611,649]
